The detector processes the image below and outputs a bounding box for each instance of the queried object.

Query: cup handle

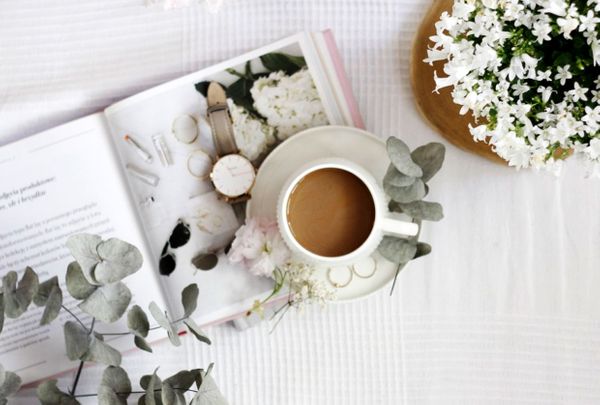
[381,214,419,237]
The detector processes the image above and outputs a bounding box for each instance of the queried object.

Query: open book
[0,31,363,384]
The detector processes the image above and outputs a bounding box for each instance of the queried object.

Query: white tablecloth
[3,0,600,403]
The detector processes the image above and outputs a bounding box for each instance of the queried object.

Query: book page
[103,32,350,322]
[0,114,168,384]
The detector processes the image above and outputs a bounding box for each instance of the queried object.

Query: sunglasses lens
[159,253,176,276]
[169,220,191,248]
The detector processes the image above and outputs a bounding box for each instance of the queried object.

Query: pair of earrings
[326,257,378,289]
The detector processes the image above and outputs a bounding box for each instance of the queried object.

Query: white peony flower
[228,218,290,277]
[228,100,276,161]
[251,68,329,140]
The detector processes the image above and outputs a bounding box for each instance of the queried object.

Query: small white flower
[579,10,600,32]
[568,82,588,102]
[537,86,553,103]
[555,65,573,85]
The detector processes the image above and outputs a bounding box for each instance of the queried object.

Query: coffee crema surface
[286,168,376,257]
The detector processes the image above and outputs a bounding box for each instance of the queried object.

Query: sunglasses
[159,219,191,276]
[159,219,220,276]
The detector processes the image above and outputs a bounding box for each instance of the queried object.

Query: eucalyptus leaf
[377,236,418,264]
[100,366,131,404]
[165,370,196,392]
[161,382,186,405]
[191,369,228,405]
[396,201,444,221]
[149,302,181,347]
[386,137,423,178]
[140,373,162,390]
[34,276,59,306]
[94,238,143,284]
[127,305,150,338]
[83,335,122,366]
[414,242,432,259]
[181,284,199,318]
[411,142,445,182]
[66,234,102,285]
[0,370,21,399]
[383,165,416,187]
[184,319,211,345]
[78,282,132,323]
[142,370,161,405]
[134,335,153,353]
[98,385,124,405]
[384,179,426,203]
[191,253,219,271]
[40,285,62,326]
[64,321,90,361]
[36,380,80,405]
[3,268,38,318]
[66,262,97,300]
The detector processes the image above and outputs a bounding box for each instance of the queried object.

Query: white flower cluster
[251,68,329,140]
[228,100,276,161]
[281,261,336,311]
[426,0,600,174]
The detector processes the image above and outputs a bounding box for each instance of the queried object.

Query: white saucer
[247,125,413,301]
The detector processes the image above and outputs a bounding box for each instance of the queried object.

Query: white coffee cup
[277,158,419,266]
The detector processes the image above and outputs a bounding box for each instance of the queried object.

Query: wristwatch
[206,82,255,219]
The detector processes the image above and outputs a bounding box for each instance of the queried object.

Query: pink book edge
[322,29,365,129]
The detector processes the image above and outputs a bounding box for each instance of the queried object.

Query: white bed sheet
[2,0,600,403]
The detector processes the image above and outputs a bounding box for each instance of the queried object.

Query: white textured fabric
[3,0,600,403]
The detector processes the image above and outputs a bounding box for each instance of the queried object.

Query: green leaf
[40,284,62,326]
[36,380,80,405]
[142,370,161,405]
[386,137,423,178]
[260,52,306,75]
[66,262,97,300]
[34,276,59,306]
[411,142,445,182]
[383,165,416,187]
[83,335,122,366]
[149,302,181,347]
[184,319,211,345]
[395,201,444,221]
[414,242,432,259]
[94,238,143,284]
[0,367,21,399]
[161,382,184,405]
[78,282,132,323]
[98,385,124,405]
[190,366,228,405]
[165,370,197,392]
[384,179,426,203]
[66,234,103,285]
[128,305,150,338]
[378,236,417,264]
[181,284,199,318]
[194,81,211,97]
[3,268,39,318]
[191,253,219,271]
[64,321,91,361]
[99,366,131,404]
[135,335,153,353]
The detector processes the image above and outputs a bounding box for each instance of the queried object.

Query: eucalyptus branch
[73,387,199,398]
[61,305,89,332]
[69,318,95,397]
[96,316,188,336]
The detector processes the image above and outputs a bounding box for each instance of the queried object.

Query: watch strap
[207,82,238,156]
[231,200,247,224]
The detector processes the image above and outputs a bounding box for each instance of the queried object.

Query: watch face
[211,154,255,198]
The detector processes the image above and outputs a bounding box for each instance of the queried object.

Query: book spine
[321,30,365,129]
